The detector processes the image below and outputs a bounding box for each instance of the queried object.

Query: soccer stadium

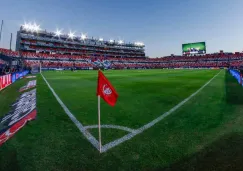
[1,1,243,170]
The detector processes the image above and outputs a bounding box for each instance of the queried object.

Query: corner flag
[96,70,118,106]
[96,70,118,152]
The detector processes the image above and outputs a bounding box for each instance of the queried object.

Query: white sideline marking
[84,125,136,133]
[40,73,100,150]
[101,70,222,153]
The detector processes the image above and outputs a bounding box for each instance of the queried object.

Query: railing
[0,74,11,91]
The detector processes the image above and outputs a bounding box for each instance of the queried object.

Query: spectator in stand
[0,67,4,76]
[1,47,243,70]
[4,65,11,75]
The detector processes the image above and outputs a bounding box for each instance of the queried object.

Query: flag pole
[98,95,102,152]
[40,62,42,74]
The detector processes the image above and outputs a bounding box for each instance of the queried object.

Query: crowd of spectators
[21,52,91,60]
[24,60,95,68]
[20,53,243,69]
[0,59,7,75]
[0,59,18,75]
[0,59,6,65]
[0,48,20,57]
[1,48,243,69]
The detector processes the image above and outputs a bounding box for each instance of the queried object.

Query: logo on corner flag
[97,70,118,106]
[103,84,112,95]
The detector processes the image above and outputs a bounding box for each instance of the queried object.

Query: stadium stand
[0,59,7,75]
[0,51,22,75]
[10,50,243,69]
[0,48,20,57]
[7,24,240,70]
[0,48,242,70]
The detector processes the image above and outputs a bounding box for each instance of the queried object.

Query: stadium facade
[15,25,146,58]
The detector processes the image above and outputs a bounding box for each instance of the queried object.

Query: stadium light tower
[68,31,75,39]
[99,38,103,41]
[54,29,62,37]
[109,39,114,43]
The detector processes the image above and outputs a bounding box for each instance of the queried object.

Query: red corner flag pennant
[96,70,118,106]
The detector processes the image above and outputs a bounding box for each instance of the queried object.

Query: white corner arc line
[101,70,222,153]
[40,73,100,150]
[84,125,136,133]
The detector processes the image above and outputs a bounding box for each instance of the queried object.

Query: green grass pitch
[1,69,243,170]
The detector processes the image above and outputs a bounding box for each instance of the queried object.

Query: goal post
[30,63,41,74]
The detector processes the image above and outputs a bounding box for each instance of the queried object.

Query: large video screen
[182,42,206,55]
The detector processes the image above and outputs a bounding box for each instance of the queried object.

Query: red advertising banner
[0,74,12,91]
[0,76,2,90]
[0,89,37,146]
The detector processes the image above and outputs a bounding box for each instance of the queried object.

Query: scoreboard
[182,42,206,55]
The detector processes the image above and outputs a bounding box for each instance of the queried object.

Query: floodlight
[135,42,144,46]
[22,22,41,32]
[32,23,40,32]
[23,23,32,31]
[118,40,123,44]
[81,34,87,40]
[54,29,62,37]
[109,39,114,43]
[68,31,75,39]
[22,23,29,30]
[99,38,103,41]
[28,23,34,32]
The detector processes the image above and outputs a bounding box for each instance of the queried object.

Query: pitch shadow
[157,132,243,171]
[225,70,243,105]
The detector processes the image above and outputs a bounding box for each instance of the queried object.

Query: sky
[0,0,243,57]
